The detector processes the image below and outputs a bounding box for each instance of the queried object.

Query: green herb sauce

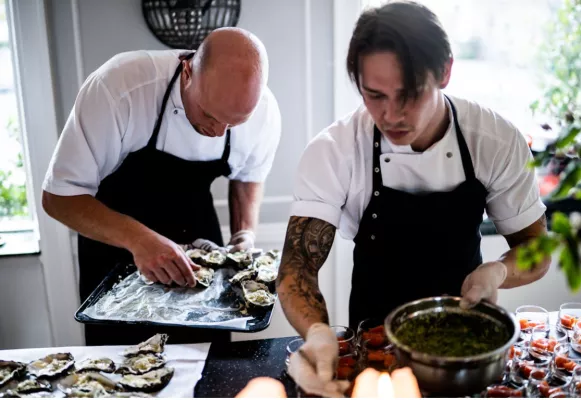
[395,312,510,357]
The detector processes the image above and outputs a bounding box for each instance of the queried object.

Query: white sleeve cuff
[289,200,341,228]
[42,179,97,197]
[491,197,547,235]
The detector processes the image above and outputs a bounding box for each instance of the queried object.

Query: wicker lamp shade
[142,0,241,50]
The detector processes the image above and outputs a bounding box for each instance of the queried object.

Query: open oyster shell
[119,367,174,393]
[256,266,277,284]
[226,251,253,269]
[203,250,227,268]
[75,358,116,374]
[123,334,168,357]
[185,248,207,264]
[229,269,257,285]
[116,354,166,376]
[0,390,20,398]
[241,280,276,307]
[14,378,51,394]
[27,353,74,379]
[254,254,276,269]
[0,361,26,387]
[194,267,214,288]
[101,392,153,398]
[58,372,120,397]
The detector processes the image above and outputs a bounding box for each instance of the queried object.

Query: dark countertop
[195,337,299,398]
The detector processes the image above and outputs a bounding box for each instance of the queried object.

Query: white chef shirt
[43,49,281,197]
[290,95,546,240]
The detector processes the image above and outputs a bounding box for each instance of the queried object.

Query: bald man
[42,28,281,345]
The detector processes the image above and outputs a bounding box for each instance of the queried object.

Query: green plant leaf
[549,162,581,200]
[552,212,573,235]
[555,125,581,149]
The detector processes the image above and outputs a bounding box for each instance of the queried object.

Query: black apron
[78,52,231,345]
[349,97,488,328]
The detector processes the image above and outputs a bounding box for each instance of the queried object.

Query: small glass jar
[516,305,550,342]
[558,302,581,337]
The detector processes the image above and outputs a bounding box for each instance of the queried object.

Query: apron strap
[221,129,231,162]
[147,52,196,149]
[444,95,476,181]
[372,125,383,193]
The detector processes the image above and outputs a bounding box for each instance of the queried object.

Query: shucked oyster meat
[116,353,166,375]
[226,251,253,269]
[194,267,214,288]
[185,248,207,264]
[229,269,257,284]
[123,334,168,357]
[75,357,116,374]
[241,280,276,307]
[58,372,120,398]
[203,250,227,267]
[0,361,26,387]
[119,367,174,392]
[256,265,277,283]
[15,378,51,394]
[254,254,276,269]
[27,353,74,379]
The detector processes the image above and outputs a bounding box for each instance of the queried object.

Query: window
[360,0,563,197]
[0,0,33,234]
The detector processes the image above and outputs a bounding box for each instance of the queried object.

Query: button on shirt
[43,49,282,197]
[290,95,546,240]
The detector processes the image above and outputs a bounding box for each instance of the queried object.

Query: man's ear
[182,58,193,81]
[440,58,453,89]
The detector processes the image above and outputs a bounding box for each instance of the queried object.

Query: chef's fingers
[315,351,336,382]
[460,284,485,309]
[142,271,156,284]
[391,367,422,398]
[173,253,197,287]
[351,368,380,398]
[162,262,185,286]
[152,268,172,285]
[235,377,287,398]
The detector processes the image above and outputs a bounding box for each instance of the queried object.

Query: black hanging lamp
[142,0,241,50]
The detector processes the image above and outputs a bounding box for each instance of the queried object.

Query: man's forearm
[499,214,551,289]
[276,216,336,338]
[42,191,152,251]
[228,181,263,234]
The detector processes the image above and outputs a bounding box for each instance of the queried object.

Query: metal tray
[74,263,276,333]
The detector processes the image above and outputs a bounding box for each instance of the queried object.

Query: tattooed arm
[497,214,551,288]
[276,216,336,338]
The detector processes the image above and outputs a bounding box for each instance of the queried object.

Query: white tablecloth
[0,342,211,397]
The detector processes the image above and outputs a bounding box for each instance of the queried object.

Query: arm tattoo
[505,214,548,248]
[276,217,336,325]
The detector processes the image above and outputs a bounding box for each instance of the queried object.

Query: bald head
[180,27,269,138]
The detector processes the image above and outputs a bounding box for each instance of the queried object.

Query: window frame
[6,0,83,346]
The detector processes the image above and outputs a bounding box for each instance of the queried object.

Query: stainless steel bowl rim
[384,296,520,364]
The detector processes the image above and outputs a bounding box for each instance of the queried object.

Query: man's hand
[228,230,256,252]
[129,232,199,287]
[288,323,349,397]
[460,261,507,309]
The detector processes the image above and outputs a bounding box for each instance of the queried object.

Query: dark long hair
[346,0,452,103]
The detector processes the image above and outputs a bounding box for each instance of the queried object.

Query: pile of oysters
[185,244,280,308]
[0,334,173,398]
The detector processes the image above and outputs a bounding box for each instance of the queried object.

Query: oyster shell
[194,267,214,288]
[123,334,168,357]
[14,378,51,394]
[256,266,277,283]
[58,372,120,397]
[185,248,207,264]
[203,250,227,267]
[75,358,116,374]
[229,269,257,284]
[226,251,253,269]
[241,280,276,307]
[27,353,74,379]
[119,367,174,393]
[0,361,26,387]
[0,390,20,398]
[267,249,281,259]
[254,254,276,269]
[101,392,153,398]
[116,354,166,375]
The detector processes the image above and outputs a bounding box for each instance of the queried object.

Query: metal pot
[384,296,519,396]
